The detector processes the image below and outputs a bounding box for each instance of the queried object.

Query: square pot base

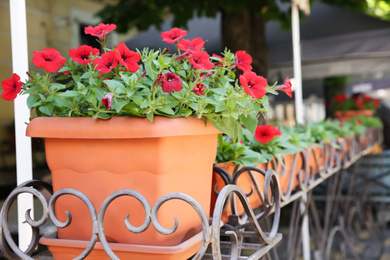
[40,231,203,260]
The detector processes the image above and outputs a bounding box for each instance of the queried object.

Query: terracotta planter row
[335,109,374,121]
[210,144,326,222]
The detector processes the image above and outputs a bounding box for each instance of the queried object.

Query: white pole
[10,0,34,251]
[292,3,310,260]
[292,3,304,125]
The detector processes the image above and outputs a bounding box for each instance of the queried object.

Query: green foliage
[97,0,294,33]
[20,30,280,142]
[215,134,266,165]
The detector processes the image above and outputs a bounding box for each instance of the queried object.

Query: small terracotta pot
[308,146,324,176]
[27,116,220,249]
[211,162,266,222]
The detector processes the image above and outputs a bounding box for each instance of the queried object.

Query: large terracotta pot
[26,116,220,249]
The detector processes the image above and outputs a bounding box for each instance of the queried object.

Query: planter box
[27,116,220,248]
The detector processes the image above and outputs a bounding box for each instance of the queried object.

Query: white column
[292,3,310,260]
[10,0,34,251]
[292,3,304,125]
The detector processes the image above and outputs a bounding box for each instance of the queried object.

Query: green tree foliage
[97,0,292,33]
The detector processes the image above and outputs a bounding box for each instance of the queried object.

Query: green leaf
[23,86,41,94]
[140,100,149,108]
[239,114,258,134]
[38,104,54,116]
[215,103,226,113]
[53,96,73,109]
[132,97,143,106]
[58,66,70,72]
[206,115,242,142]
[157,104,175,115]
[27,95,39,109]
[56,74,70,81]
[59,91,80,97]
[104,80,126,94]
[146,112,154,122]
[49,83,66,92]
[81,72,92,79]
[113,101,128,112]
[211,88,227,96]
[96,112,111,119]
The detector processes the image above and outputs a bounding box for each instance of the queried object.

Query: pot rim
[26,116,220,139]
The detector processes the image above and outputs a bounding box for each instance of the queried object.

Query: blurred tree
[97,0,379,77]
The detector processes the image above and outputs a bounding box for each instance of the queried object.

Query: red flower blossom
[32,48,66,72]
[84,23,116,42]
[1,73,23,101]
[357,119,362,125]
[356,100,364,109]
[114,42,140,72]
[275,77,293,98]
[161,72,183,93]
[254,124,281,144]
[177,37,204,52]
[69,45,100,65]
[374,99,380,109]
[101,93,114,110]
[192,83,206,96]
[212,54,226,67]
[161,27,187,44]
[188,51,214,70]
[334,94,346,102]
[235,50,252,72]
[93,51,118,74]
[363,95,371,102]
[239,71,267,99]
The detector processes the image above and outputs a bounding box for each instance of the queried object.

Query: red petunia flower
[101,93,114,110]
[334,94,346,102]
[188,51,214,71]
[254,124,281,144]
[1,73,23,101]
[363,95,371,102]
[239,71,267,99]
[69,45,100,65]
[161,72,183,93]
[357,119,362,125]
[274,128,282,136]
[32,48,66,72]
[235,50,252,72]
[356,100,364,109]
[84,23,116,42]
[374,99,380,109]
[275,77,293,98]
[114,42,141,72]
[192,83,206,96]
[93,51,118,74]
[161,27,187,44]
[177,37,205,52]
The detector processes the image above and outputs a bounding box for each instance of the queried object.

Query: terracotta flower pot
[308,145,324,176]
[282,153,303,192]
[26,116,220,250]
[335,109,374,121]
[210,162,266,222]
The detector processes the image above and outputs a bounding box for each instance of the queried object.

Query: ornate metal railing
[0,128,384,259]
